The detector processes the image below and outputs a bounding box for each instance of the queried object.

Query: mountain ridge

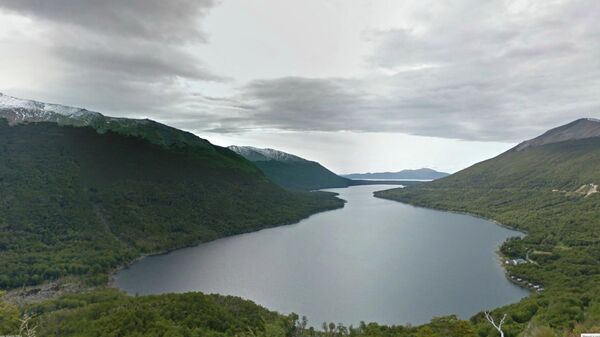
[514,117,600,151]
[227,145,305,162]
[344,168,449,180]
[229,145,351,190]
[0,92,212,149]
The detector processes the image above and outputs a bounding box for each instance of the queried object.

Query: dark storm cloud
[240,77,368,131]
[0,0,215,42]
[56,43,222,81]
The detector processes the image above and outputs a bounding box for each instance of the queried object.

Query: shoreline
[373,192,534,296]
[109,195,348,290]
[5,192,347,305]
[8,185,531,327]
[374,193,528,235]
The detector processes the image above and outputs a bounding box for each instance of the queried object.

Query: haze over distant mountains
[344,168,449,181]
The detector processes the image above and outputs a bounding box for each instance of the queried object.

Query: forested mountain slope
[376,119,600,335]
[229,146,351,190]
[0,119,343,289]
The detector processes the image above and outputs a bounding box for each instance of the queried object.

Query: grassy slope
[375,138,600,336]
[253,160,351,190]
[0,120,343,289]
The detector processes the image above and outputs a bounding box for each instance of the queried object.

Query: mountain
[514,118,600,151]
[0,92,212,149]
[0,95,343,289]
[343,168,449,180]
[228,146,352,190]
[375,118,600,333]
[383,118,600,191]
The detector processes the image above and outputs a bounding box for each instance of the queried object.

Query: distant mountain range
[228,146,352,190]
[344,168,449,180]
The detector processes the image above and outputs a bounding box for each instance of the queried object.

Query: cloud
[55,41,223,82]
[0,0,215,42]
[238,77,368,131]
[218,0,600,142]
[0,0,222,118]
[1,0,598,143]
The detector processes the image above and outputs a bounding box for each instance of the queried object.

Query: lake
[113,185,528,326]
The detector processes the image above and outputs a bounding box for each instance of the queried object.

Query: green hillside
[253,160,351,190]
[376,134,600,335]
[0,119,343,289]
[229,146,351,190]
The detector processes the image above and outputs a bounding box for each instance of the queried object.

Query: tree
[19,313,37,337]
[484,311,507,337]
[0,291,19,334]
[415,326,441,337]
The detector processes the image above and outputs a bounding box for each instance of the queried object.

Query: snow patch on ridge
[228,145,305,162]
[0,92,101,124]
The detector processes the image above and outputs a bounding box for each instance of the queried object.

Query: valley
[113,185,527,326]
[0,95,599,337]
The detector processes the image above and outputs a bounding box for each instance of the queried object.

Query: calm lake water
[114,185,528,326]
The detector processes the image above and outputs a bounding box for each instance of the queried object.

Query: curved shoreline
[108,195,348,289]
[112,185,527,325]
[372,192,535,297]
[5,193,347,305]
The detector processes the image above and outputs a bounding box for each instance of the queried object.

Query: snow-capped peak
[0,92,100,124]
[228,145,305,162]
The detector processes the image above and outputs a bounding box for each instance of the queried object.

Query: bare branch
[484,311,506,337]
[19,312,37,337]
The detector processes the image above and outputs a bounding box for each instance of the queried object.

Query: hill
[228,146,352,190]
[375,118,600,334]
[0,96,343,289]
[343,168,449,180]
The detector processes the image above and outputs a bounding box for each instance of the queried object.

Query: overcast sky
[0,0,598,173]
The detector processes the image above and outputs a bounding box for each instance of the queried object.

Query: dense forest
[0,120,343,289]
[0,288,481,337]
[376,137,600,336]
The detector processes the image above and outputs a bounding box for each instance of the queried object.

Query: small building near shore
[505,258,528,265]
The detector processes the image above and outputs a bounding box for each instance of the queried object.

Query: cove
[113,185,528,326]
